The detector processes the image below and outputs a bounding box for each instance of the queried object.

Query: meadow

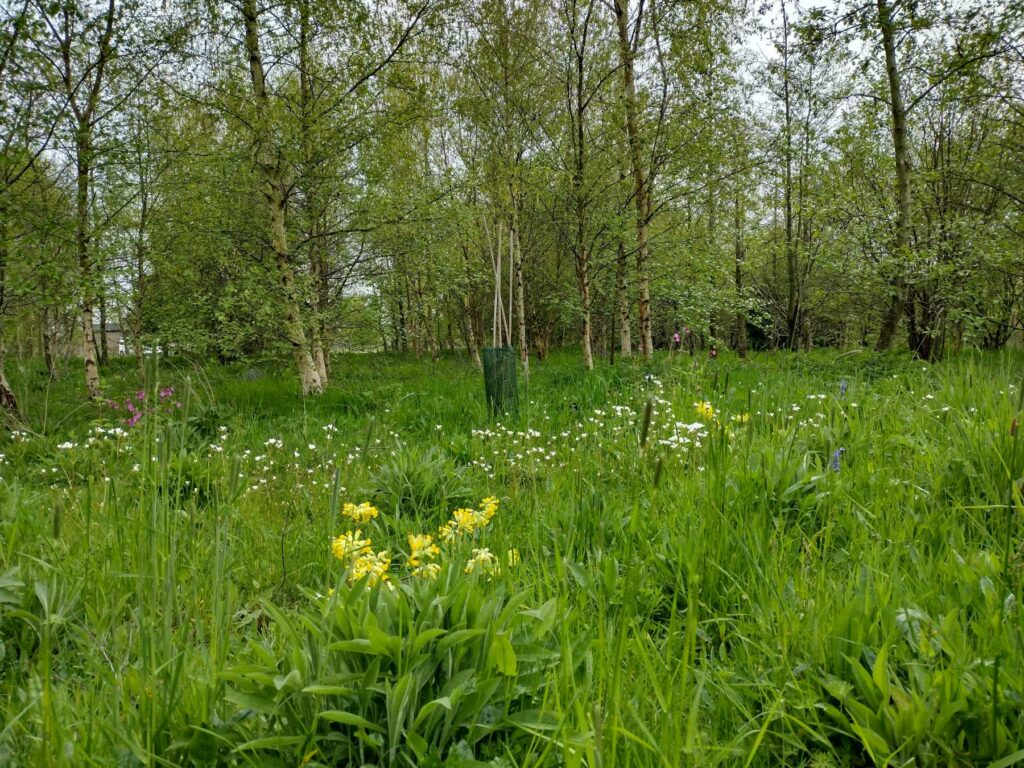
[1,349,1022,767]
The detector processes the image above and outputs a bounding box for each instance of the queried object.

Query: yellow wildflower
[464,548,500,577]
[439,496,501,541]
[331,529,372,561]
[453,507,478,531]
[731,413,750,424]
[507,548,520,568]
[479,496,499,521]
[342,501,380,524]
[407,533,440,566]
[349,550,391,586]
[694,401,715,420]
[412,562,441,580]
[438,520,457,542]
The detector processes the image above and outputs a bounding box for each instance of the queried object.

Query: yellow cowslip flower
[407,533,440,566]
[412,562,441,580]
[731,413,750,424]
[438,520,457,542]
[479,496,499,521]
[342,501,380,524]
[349,550,391,586]
[452,507,478,532]
[440,496,501,542]
[694,401,715,420]
[331,530,372,561]
[507,548,520,568]
[464,548,500,577]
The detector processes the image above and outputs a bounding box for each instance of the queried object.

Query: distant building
[92,323,126,356]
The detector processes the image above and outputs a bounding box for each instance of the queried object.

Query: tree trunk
[734,191,748,360]
[779,0,802,351]
[0,210,18,413]
[55,0,115,399]
[613,0,653,361]
[133,326,144,377]
[98,292,109,364]
[578,248,593,370]
[874,0,912,352]
[460,244,482,368]
[269,181,323,395]
[511,209,529,379]
[0,336,15,414]
[77,130,102,399]
[298,0,331,385]
[42,308,57,380]
[242,0,322,396]
[569,5,595,371]
[133,186,148,379]
[616,237,631,358]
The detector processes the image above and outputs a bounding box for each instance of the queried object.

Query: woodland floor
[1,348,1023,766]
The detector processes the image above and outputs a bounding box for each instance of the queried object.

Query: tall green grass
[0,348,1021,766]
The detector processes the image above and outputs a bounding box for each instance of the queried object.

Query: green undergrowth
[1,348,1022,766]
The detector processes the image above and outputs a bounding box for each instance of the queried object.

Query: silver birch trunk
[613,0,653,360]
[242,0,322,395]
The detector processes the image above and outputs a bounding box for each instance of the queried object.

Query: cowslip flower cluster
[439,496,500,541]
[342,501,380,523]
[465,548,500,578]
[331,529,372,561]
[693,401,715,420]
[408,533,441,579]
[330,496,506,590]
[349,550,392,585]
[331,528,390,587]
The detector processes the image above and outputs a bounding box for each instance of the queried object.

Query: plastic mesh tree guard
[482,346,519,416]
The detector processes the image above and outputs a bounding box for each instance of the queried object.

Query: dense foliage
[1,349,1022,765]
[2,0,1023,402]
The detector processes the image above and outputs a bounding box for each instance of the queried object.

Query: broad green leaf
[318,710,385,732]
[488,633,517,676]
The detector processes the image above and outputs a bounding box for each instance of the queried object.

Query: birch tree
[34,0,121,398]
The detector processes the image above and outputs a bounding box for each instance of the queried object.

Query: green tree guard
[482,346,519,416]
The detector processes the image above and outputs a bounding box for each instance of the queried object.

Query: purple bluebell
[831,447,845,472]
[839,379,848,398]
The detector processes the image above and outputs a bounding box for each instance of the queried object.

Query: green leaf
[412,696,453,730]
[990,749,1024,768]
[301,684,353,696]
[505,709,561,732]
[318,710,386,732]
[488,633,517,676]
[233,735,306,752]
[273,669,301,691]
[224,688,276,714]
[850,722,890,763]
[328,638,377,654]
[411,627,446,654]
[871,644,890,703]
[437,629,486,652]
